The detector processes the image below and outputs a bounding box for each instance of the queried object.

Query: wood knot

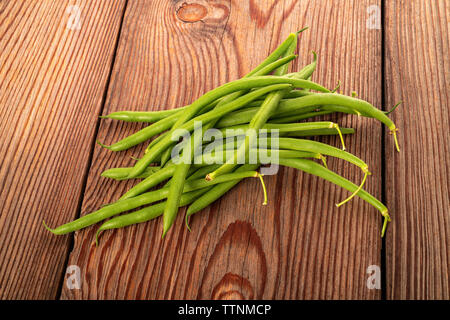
[197,221,268,299]
[212,273,254,300]
[176,2,207,23]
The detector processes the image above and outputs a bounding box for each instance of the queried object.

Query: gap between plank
[55,0,130,300]
[380,0,387,300]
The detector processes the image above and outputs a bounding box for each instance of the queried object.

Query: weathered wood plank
[0,0,127,299]
[62,0,383,299]
[385,0,449,299]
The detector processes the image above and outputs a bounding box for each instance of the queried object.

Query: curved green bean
[275,93,400,151]
[278,158,390,237]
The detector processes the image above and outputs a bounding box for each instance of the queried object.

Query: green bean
[120,162,221,200]
[269,111,334,123]
[186,164,222,181]
[218,122,346,148]
[215,99,326,128]
[101,166,160,181]
[219,126,355,139]
[162,164,219,188]
[283,90,312,99]
[145,132,168,153]
[185,33,304,190]
[142,100,221,156]
[133,83,284,176]
[276,138,369,173]
[97,112,178,152]
[286,128,355,137]
[318,103,400,117]
[276,93,400,151]
[119,165,176,200]
[43,170,265,235]
[163,162,191,237]
[195,148,321,165]
[278,158,390,237]
[159,147,172,167]
[100,108,186,123]
[290,51,317,80]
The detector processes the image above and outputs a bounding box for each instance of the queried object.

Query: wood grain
[61,0,384,300]
[0,0,126,299]
[384,0,449,299]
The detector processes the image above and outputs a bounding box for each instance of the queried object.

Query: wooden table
[0,0,448,300]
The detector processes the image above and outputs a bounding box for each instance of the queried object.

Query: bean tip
[296,27,309,35]
[162,227,169,239]
[381,213,391,238]
[385,101,402,115]
[95,229,103,247]
[390,128,401,152]
[256,173,268,206]
[42,220,55,233]
[185,215,192,232]
[96,140,111,150]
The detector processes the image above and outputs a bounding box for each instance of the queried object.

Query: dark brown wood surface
[0,0,447,300]
[384,0,449,299]
[0,0,127,299]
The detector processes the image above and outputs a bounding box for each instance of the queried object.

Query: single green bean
[286,128,355,137]
[101,166,160,181]
[100,108,186,123]
[276,138,369,173]
[276,93,400,151]
[219,122,340,136]
[278,158,390,237]
[195,148,321,165]
[97,112,178,152]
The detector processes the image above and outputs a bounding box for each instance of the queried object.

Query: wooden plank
[385,0,449,299]
[62,0,383,299]
[0,0,127,299]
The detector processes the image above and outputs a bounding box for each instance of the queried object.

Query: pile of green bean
[44,29,400,243]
